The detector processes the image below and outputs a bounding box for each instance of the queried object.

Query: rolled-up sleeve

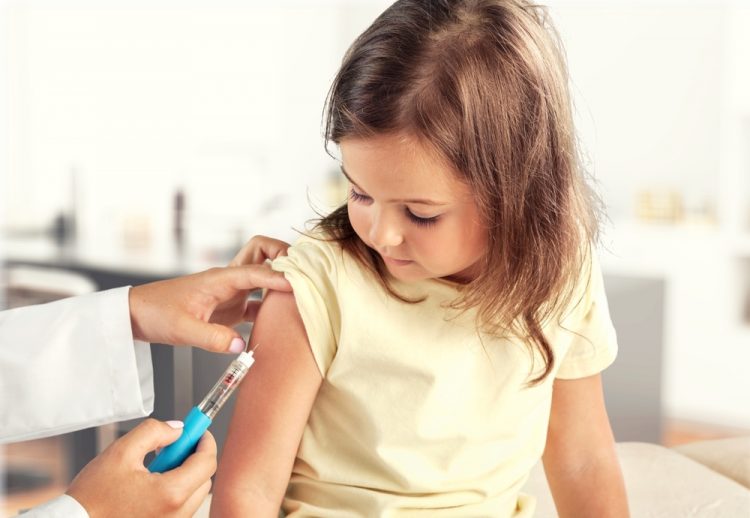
[271,236,341,377]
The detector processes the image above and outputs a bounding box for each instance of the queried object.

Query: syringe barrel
[198,356,252,419]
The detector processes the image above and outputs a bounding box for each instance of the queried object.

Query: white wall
[551,3,725,220]
[5,3,346,248]
[548,2,750,428]
[0,0,10,314]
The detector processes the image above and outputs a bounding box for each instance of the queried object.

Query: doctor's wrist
[128,285,148,342]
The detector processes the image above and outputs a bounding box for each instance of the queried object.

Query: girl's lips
[383,255,413,266]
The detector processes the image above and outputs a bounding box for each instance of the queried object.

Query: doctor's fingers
[217,264,291,294]
[160,432,217,497]
[177,316,244,353]
[230,235,290,267]
[114,419,184,464]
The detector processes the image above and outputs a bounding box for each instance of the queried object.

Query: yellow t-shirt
[271,234,617,517]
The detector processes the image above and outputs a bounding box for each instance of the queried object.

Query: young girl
[211,1,629,516]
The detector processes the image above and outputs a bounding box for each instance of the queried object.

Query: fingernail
[166,420,184,429]
[229,337,245,354]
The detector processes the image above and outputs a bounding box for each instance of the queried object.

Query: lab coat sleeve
[14,494,89,518]
[0,287,154,443]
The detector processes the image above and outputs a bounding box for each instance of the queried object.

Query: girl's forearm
[543,376,629,517]
[209,485,281,518]
[545,456,629,518]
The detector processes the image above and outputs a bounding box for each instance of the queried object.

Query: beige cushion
[674,436,750,490]
[523,442,750,517]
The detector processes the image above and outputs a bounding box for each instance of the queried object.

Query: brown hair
[317,0,602,383]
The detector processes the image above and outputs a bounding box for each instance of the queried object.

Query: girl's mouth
[382,255,413,266]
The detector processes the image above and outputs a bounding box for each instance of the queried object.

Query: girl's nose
[369,209,404,249]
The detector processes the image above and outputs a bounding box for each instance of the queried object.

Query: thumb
[117,419,184,463]
[181,317,245,353]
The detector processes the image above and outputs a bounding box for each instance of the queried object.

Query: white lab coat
[0,286,154,517]
[0,286,154,442]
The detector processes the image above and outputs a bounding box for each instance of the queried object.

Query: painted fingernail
[166,420,184,429]
[229,337,245,354]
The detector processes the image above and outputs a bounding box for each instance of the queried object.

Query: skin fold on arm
[542,374,630,518]
[210,289,323,518]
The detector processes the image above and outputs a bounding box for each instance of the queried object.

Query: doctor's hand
[129,235,291,353]
[66,419,216,518]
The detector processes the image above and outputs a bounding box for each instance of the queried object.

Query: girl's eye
[350,188,439,227]
[349,189,372,203]
[406,209,440,227]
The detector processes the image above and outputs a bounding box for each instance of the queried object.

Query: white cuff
[15,494,89,518]
[101,286,154,420]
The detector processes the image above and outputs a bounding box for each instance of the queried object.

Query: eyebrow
[340,165,449,206]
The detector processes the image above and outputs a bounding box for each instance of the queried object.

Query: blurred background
[1,0,748,514]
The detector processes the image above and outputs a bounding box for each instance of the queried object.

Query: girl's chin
[386,265,434,283]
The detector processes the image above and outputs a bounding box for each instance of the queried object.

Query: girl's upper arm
[210,289,323,518]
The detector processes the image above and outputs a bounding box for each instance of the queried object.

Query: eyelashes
[348,189,370,204]
[349,189,440,228]
[406,210,439,227]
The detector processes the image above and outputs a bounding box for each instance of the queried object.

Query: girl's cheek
[348,204,369,241]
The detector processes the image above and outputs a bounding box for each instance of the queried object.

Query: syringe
[147,347,256,473]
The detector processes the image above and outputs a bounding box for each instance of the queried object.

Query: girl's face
[341,133,487,283]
